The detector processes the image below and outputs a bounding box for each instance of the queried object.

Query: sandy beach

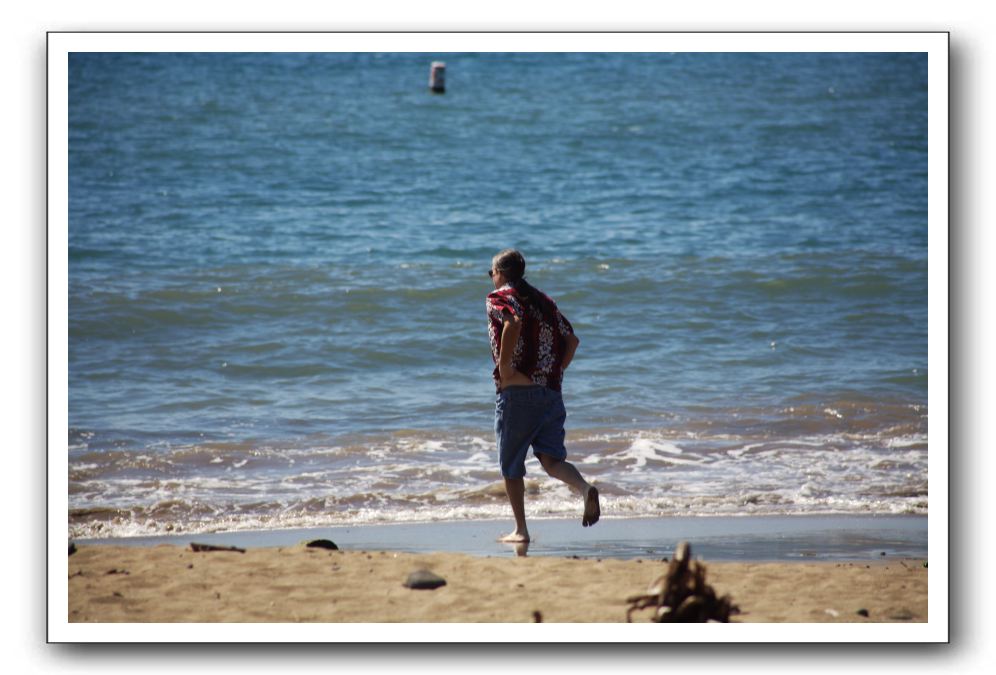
[68,541,927,623]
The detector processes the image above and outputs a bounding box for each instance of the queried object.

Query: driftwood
[189,542,246,554]
[625,541,738,623]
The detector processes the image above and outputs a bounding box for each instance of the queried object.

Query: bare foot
[582,485,600,527]
[498,531,530,543]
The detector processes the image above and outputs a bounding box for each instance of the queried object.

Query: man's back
[486,283,576,392]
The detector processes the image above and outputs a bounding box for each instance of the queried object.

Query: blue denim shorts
[494,385,568,479]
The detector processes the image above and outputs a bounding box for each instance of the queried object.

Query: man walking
[486,249,600,543]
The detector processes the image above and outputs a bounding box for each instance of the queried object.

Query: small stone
[532,610,543,623]
[69,542,77,556]
[856,608,869,617]
[403,569,447,590]
[923,561,928,568]
[187,564,194,569]
[305,539,339,550]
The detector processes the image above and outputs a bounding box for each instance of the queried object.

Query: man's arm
[498,311,522,384]
[561,333,580,371]
[498,311,534,389]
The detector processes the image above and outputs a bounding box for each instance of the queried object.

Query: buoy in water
[429,61,446,94]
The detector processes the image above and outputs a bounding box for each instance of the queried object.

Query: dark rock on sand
[69,542,77,556]
[305,539,339,550]
[857,608,869,617]
[403,569,447,590]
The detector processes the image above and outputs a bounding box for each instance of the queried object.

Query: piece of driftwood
[625,541,738,623]
[189,542,246,553]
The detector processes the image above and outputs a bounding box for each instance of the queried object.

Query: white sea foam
[884,434,928,448]
[616,437,688,468]
[69,424,930,540]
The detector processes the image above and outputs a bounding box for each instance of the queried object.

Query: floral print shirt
[486,283,576,392]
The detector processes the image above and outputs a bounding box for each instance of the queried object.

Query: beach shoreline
[73,514,928,562]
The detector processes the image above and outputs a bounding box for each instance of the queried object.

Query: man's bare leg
[499,477,530,542]
[537,454,600,527]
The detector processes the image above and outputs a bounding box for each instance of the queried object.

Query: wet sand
[75,515,929,561]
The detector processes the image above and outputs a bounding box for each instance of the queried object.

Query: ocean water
[68,52,929,538]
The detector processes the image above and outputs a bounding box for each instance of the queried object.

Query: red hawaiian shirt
[486,284,576,392]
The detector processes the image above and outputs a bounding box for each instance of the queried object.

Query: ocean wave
[68,420,929,540]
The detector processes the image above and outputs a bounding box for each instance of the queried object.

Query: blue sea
[68,52,928,538]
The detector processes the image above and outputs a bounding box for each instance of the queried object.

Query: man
[486,248,600,543]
